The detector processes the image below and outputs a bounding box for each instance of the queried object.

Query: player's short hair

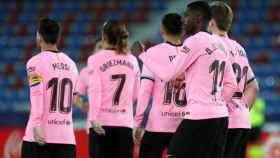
[38,18,60,44]
[162,13,183,36]
[102,20,129,54]
[210,1,233,31]
[186,1,212,27]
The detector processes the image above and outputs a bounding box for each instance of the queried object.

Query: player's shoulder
[146,43,166,52]
[192,31,212,40]
[88,49,105,62]
[26,52,49,66]
[126,53,137,60]
[145,43,168,57]
[60,52,77,66]
[184,32,212,46]
[127,53,139,65]
[229,38,245,50]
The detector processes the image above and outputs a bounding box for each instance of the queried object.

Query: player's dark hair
[186,1,212,32]
[38,18,60,44]
[210,1,233,31]
[162,13,183,36]
[102,20,129,54]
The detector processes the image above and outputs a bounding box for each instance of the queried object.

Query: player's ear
[208,18,215,31]
[36,31,42,46]
[160,25,165,36]
[101,32,106,45]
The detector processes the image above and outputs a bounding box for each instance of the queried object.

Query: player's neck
[213,29,228,37]
[41,43,58,52]
[165,36,181,46]
[103,42,116,50]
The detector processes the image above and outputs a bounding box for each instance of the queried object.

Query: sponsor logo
[161,111,190,118]
[48,119,71,126]
[101,108,126,114]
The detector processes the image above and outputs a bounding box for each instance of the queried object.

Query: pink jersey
[23,51,78,145]
[76,67,89,96]
[134,42,186,133]
[213,34,255,129]
[76,67,93,131]
[139,32,237,120]
[87,49,140,128]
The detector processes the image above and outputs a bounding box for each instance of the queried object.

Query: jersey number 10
[48,78,73,114]
[163,81,187,107]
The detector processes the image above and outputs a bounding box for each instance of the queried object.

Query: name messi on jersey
[52,63,70,71]
[100,59,134,72]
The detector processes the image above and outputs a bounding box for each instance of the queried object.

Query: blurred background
[0,0,279,158]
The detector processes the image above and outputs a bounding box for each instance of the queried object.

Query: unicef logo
[264,134,280,158]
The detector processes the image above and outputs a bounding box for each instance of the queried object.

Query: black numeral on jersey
[163,82,187,107]
[48,78,73,114]
[232,63,248,92]
[111,74,126,106]
[209,60,226,95]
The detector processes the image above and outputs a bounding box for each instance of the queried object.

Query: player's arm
[222,60,238,103]
[139,38,203,81]
[133,65,154,143]
[87,58,105,135]
[26,61,45,145]
[134,65,154,128]
[243,65,259,109]
[133,66,141,103]
[74,70,88,112]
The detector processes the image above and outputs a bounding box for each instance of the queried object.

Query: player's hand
[173,74,185,89]
[75,97,88,112]
[81,102,89,112]
[91,121,105,136]
[33,127,46,146]
[133,128,144,144]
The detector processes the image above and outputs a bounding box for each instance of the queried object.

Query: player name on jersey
[52,62,70,71]
[99,59,134,72]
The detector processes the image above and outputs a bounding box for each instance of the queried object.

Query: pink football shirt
[213,34,255,129]
[23,51,78,145]
[76,67,89,96]
[134,42,186,133]
[76,67,93,131]
[140,32,237,120]
[87,49,140,128]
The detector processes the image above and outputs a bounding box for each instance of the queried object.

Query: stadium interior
[0,0,279,158]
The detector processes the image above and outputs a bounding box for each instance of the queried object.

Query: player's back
[184,32,233,119]
[142,43,186,132]
[24,51,78,144]
[215,35,255,128]
[88,49,140,128]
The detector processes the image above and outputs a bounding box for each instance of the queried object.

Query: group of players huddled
[21,1,259,158]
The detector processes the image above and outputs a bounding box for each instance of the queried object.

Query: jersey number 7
[111,74,126,106]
